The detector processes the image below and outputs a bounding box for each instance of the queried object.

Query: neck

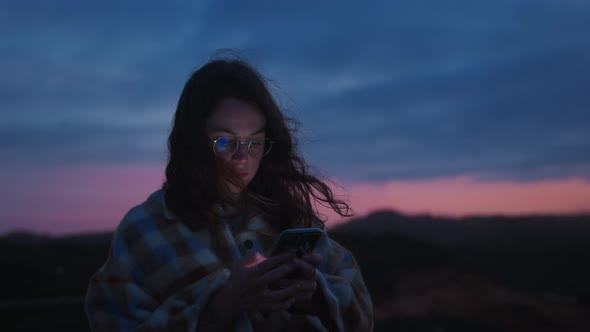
[221,193,247,218]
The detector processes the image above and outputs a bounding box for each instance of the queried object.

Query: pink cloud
[0,164,165,235]
[2,165,589,235]
[321,176,590,228]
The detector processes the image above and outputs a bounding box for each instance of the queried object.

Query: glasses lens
[252,138,273,157]
[215,137,237,157]
[247,139,263,156]
[264,139,273,156]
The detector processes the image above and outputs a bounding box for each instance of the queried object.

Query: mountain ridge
[331,210,590,249]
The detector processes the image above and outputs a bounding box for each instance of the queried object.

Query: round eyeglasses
[211,136,274,158]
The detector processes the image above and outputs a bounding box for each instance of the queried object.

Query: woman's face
[205,98,267,192]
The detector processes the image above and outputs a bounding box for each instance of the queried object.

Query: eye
[216,137,235,151]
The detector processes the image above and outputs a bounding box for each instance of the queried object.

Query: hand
[208,252,303,319]
[276,253,323,314]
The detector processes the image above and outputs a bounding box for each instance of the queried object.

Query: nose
[231,142,248,161]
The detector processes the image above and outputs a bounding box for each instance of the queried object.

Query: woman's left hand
[274,253,322,314]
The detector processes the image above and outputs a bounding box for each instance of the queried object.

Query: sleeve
[85,215,230,332]
[312,232,374,332]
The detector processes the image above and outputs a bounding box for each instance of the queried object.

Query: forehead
[206,98,266,134]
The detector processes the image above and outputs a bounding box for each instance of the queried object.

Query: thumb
[302,253,322,267]
[239,251,267,268]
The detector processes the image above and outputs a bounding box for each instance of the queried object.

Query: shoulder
[315,230,359,272]
[111,190,179,257]
[117,190,164,230]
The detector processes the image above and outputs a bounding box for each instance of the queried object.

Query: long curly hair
[163,57,351,233]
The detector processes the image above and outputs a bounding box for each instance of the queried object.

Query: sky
[1,0,590,235]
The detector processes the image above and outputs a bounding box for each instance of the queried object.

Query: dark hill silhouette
[2,231,113,246]
[330,217,590,332]
[333,210,590,250]
[3,212,590,331]
[329,231,454,304]
[334,210,590,296]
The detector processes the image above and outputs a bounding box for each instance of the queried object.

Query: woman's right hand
[207,252,301,319]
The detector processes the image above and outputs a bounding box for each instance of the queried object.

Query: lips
[238,171,248,177]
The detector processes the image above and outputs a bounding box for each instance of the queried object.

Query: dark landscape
[2,211,590,331]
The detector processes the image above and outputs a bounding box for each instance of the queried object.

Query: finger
[258,297,296,312]
[269,278,292,290]
[254,252,294,274]
[292,258,317,279]
[294,280,318,302]
[265,280,317,302]
[293,291,314,303]
[301,253,322,267]
[254,287,298,311]
[258,262,296,285]
[240,251,267,268]
[273,279,317,293]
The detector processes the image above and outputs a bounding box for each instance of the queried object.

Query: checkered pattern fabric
[85,190,373,331]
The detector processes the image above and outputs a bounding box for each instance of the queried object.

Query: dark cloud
[0,121,169,167]
[301,46,590,180]
[1,0,589,181]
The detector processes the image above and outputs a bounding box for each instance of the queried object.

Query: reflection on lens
[217,137,230,152]
[213,137,273,157]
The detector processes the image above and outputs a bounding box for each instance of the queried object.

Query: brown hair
[163,56,350,233]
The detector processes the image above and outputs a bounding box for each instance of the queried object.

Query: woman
[85,57,374,331]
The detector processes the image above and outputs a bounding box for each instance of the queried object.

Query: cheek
[249,159,263,175]
[248,162,257,174]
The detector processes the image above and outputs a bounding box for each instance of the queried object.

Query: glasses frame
[210,136,274,158]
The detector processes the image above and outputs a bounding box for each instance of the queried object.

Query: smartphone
[270,228,323,258]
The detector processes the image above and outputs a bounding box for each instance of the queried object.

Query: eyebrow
[209,126,266,136]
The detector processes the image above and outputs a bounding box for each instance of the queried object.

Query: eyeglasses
[211,136,274,158]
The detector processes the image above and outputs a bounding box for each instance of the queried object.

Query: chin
[226,180,248,194]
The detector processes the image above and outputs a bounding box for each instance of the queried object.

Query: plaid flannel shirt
[85,190,373,331]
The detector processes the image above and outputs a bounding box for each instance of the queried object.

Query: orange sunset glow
[2,165,589,234]
[322,176,590,227]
